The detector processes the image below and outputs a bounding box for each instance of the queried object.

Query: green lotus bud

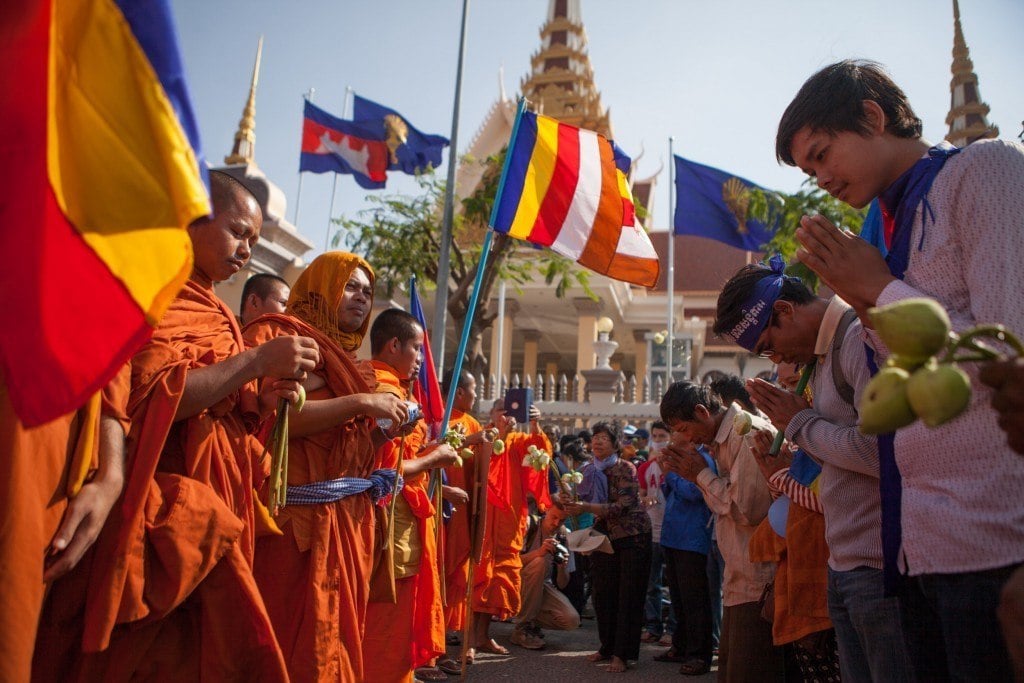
[868,298,950,362]
[452,454,463,468]
[461,448,474,460]
[906,362,971,427]
[886,354,927,372]
[293,384,306,412]
[733,411,752,436]
[492,438,505,454]
[858,367,917,435]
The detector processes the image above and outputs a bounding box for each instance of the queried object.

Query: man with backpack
[713,257,912,683]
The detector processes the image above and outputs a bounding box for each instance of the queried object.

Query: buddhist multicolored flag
[408,277,444,437]
[491,109,659,288]
[0,0,209,426]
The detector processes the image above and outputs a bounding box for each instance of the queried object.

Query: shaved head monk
[240,273,289,326]
[243,251,410,682]
[466,398,552,661]
[362,308,461,683]
[34,171,319,681]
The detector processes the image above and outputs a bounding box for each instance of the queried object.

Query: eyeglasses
[754,310,777,359]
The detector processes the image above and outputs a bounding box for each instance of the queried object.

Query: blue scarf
[870,142,959,596]
[577,453,619,504]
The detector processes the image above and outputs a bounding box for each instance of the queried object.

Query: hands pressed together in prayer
[795,214,895,321]
[749,428,793,481]
[746,377,810,433]
[660,435,709,483]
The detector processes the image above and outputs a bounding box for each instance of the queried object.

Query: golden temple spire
[520,0,612,138]
[945,0,998,147]
[225,36,263,165]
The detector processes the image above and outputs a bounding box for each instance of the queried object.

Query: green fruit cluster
[859,298,1021,435]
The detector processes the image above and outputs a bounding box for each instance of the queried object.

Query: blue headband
[726,255,801,352]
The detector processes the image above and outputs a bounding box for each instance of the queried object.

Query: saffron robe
[442,409,483,631]
[472,430,552,619]
[244,313,379,682]
[362,361,445,682]
[35,280,287,682]
[0,366,129,683]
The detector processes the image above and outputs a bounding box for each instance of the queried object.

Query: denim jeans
[643,543,677,636]
[826,566,912,683]
[706,538,724,649]
[899,563,1020,682]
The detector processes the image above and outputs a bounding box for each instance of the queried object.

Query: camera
[376,400,422,431]
[552,541,569,565]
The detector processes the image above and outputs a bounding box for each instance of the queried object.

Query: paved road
[443,617,717,682]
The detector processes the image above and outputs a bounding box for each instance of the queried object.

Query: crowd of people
[2,58,1023,683]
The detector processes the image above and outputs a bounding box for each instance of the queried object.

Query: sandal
[436,657,462,676]
[679,658,711,676]
[413,667,448,682]
[474,639,510,655]
[653,648,685,663]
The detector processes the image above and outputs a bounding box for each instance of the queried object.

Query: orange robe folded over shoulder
[34,280,287,682]
[0,365,129,683]
[244,313,379,683]
[473,430,552,619]
[362,361,446,682]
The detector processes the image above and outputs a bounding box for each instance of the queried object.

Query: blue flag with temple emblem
[353,94,449,175]
[673,155,777,251]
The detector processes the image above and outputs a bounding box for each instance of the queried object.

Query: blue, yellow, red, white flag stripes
[0,0,208,426]
[491,110,660,288]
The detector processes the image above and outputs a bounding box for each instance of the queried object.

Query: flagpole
[293,87,315,227]
[666,136,676,388]
[324,86,354,253]
[438,97,526,438]
[432,0,471,379]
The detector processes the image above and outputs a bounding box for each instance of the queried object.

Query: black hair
[577,429,592,444]
[660,381,722,423]
[713,263,816,339]
[590,422,619,448]
[651,421,669,433]
[561,442,586,465]
[369,308,422,355]
[776,59,923,166]
[208,169,262,218]
[710,374,756,413]
[241,273,288,308]
[441,367,475,397]
[559,434,581,452]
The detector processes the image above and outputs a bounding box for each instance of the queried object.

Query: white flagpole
[293,87,315,227]
[325,86,353,252]
[666,137,676,388]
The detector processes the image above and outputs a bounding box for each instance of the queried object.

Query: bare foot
[587,652,610,663]
[607,656,627,673]
[474,639,510,655]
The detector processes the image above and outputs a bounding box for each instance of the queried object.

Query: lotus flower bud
[858,367,917,435]
[453,454,463,468]
[461,448,474,460]
[294,384,306,412]
[572,472,584,485]
[653,332,666,345]
[492,438,505,454]
[733,411,752,436]
[869,298,951,363]
[561,473,573,484]
[906,362,971,427]
[886,354,927,372]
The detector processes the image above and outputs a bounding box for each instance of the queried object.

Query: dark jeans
[707,537,725,649]
[719,601,785,682]
[900,563,1020,682]
[562,552,590,615]
[664,547,713,664]
[590,532,652,662]
[826,566,912,683]
[644,543,677,636]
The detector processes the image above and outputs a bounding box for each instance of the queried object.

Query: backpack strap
[830,307,858,406]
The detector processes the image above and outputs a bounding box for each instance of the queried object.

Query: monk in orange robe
[362,308,460,683]
[34,171,318,681]
[467,397,552,659]
[243,252,409,682]
[0,365,129,683]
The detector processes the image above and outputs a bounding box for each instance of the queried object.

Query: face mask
[650,440,669,451]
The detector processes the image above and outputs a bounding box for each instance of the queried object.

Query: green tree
[750,179,869,291]
[332,152,595,374]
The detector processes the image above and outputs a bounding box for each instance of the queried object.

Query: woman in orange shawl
[244,251,409,682]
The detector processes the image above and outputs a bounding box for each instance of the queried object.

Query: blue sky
[171,0,1023,257]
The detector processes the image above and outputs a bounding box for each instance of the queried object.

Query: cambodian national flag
[299,100,388,189]
[353,94,449,175]
[408,276,444,438]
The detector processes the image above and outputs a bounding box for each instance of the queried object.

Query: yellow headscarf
[286,251,375,352]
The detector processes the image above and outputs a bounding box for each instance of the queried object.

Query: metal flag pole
[666,136,676,388]
[432,0,471,379]
[293,87,315,227]
[325,86,354,252]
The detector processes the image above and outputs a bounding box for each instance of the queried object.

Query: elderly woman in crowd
[563,422,652,673]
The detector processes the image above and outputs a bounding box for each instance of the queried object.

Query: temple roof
[945,0,998,147]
